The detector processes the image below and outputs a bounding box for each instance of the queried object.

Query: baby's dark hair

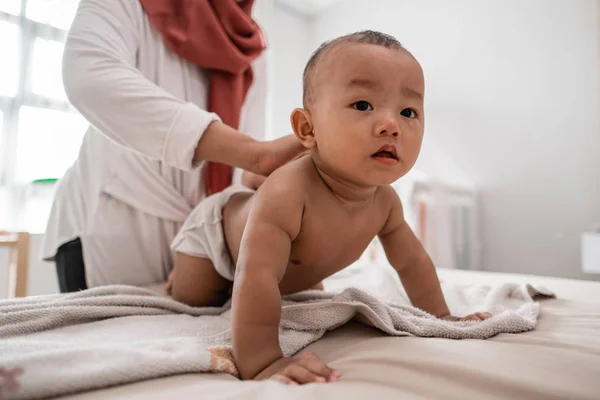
[302,30,407,107]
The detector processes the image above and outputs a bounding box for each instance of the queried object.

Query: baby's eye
[400,108,418,119]
[352,101,374,111]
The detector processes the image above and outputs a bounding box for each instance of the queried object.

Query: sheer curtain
[0,0,85,233]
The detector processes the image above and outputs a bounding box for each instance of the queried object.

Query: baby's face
[309,43,425,186]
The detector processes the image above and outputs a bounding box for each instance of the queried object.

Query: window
[0,0,83,232]
[26,0,79,31]
[16,106,86,183]
[0,111,4,156]
[0,21,20,98]
[0,0,21,16]
[31,38,67,100]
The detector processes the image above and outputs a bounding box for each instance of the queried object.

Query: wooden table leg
[6,232,30,298]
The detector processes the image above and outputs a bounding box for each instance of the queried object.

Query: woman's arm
[64,0,301,174]
[63,0,218,171]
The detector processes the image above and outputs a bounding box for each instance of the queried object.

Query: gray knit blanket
[0,269,553,400]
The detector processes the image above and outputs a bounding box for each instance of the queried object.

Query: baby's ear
[290,108,316,149]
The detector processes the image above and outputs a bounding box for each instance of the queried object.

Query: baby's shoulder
[254,158,311,205]
[263,156,313,192]
[375,184,401,209]
[249,159,310,235]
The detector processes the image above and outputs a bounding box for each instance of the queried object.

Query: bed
[52,268,600,400]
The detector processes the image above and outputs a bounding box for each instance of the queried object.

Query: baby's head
[291,30,425,187]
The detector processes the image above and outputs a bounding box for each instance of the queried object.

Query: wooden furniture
[0,231,30,298]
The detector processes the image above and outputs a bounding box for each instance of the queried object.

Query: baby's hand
[440,312,492,322]
[255,352,340,385]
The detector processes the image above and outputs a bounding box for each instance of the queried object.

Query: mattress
[58,269,600,400]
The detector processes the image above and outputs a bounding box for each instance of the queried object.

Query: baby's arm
[378,187,491,321]
[231,176,336,383]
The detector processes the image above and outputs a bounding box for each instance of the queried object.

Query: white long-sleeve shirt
[41,0,267,287]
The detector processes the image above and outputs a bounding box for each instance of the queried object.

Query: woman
[42,0,303,292]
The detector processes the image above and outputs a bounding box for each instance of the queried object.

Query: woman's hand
[251,134,306,177]
[195,122,305,176]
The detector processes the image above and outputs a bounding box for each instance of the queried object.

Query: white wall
[265,2,313,138]
[310,0,600,279]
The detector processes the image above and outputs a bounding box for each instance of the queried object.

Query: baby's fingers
[475,312,493,320]
[461,312,492,321]
[299,352,338,381]
[285,365,325,384]
[271,374,298,386]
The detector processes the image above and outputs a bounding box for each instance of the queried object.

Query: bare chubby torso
[223,155,394,295]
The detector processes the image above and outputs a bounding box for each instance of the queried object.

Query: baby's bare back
[223,156,392,295]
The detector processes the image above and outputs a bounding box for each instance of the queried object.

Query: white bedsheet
[54,266,600,400]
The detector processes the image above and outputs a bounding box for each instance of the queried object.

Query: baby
[168,30,491,385]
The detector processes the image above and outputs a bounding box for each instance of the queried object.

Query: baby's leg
[170,252,232,307]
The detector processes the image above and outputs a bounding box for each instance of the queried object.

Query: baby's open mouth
[372,145,398,160]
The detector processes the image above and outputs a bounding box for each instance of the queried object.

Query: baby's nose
[376,116,400,137]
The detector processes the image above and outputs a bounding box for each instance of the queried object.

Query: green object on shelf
[31,178,59,185]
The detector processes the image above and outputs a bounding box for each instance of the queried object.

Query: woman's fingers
[255,134,305,176]
[241,170,267,190]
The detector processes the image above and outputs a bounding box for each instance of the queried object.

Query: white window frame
[0,1,79,231]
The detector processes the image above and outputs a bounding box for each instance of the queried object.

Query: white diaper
[171,185,254,281]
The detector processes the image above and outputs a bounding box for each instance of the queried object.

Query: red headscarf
[139,0,266,195]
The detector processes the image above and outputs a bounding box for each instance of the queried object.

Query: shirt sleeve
[62,0,220,171]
